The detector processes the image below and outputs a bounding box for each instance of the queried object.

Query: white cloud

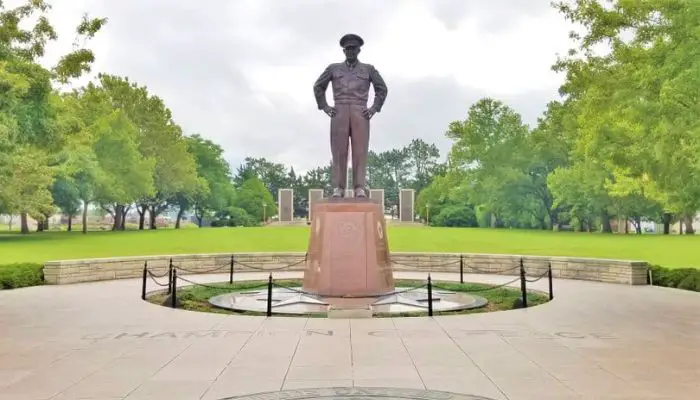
[4,0,577,173]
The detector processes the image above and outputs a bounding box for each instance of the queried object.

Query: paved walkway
[0,271,699,400]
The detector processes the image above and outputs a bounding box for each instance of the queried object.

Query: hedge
[0,263,45,290]
[649,265,700,292]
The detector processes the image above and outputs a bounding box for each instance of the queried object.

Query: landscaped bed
[144,278,551,317]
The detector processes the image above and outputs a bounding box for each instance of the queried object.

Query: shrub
[0,263,44,289]
[649,264,700,292]
[432,205,478,227]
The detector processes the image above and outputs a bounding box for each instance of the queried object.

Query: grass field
[0,226,698,268]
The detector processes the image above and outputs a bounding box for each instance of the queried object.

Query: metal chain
[390,259,461,268]
[146,270,170,287]
[176,275,268,291]
[233,258,306,271]
[432,276,522,293]
[271,281,428,298]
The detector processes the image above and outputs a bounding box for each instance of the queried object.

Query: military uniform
[313,34,388,197]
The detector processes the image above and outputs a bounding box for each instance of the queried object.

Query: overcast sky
[20,0,575,173]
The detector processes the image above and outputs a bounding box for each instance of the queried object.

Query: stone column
[278,188,293,222]
[308,189,324,221]
[399,188,415,222]
[369,189,384,212]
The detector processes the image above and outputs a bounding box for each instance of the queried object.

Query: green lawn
[0,226,698,268]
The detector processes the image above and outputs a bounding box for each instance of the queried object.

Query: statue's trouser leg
[330,104,351,190]
[349,104,369,190]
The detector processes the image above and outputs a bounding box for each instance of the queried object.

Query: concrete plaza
[0,271,699,400]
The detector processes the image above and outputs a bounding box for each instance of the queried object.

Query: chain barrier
[146,269,170,287]
[176,275,268,291]
[270,280,429,299]
[233,257,306,271]
[390,259,461,269]
[525,269,551,283]
[146,269,170,279]
[432,276,522,293]
[174,263,230,275]
[467,264,522,274]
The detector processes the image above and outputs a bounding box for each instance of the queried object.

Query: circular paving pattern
[219,387,497,400]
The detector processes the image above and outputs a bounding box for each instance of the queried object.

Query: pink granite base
[303,199,394,297]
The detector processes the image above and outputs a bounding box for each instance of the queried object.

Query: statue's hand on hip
[362,106,377,120]
[323,105,337,118]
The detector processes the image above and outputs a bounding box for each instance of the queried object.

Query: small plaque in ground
[219,387,497,400]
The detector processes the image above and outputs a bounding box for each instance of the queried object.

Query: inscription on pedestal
[278,188,293,222]
[399,188,414,222]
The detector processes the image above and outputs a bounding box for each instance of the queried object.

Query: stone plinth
[303,199,394,297]
[308,189,324,221]
[278,189,293,222]
[399,188,415,222]
[369,189,384,212]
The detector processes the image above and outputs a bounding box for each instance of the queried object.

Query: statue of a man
[313,33,388,198]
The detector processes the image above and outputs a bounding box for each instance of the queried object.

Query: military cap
[339,33,364,48]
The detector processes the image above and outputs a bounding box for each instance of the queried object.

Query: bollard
[548,262,554,300]
[167,258,173,294]
[519,258,528,308]
[427,274,433,317]
[170,269,178,308]
[459,254,464,284]
[229,254,234,285]
[266,274,273,317]
[141,261,147,300]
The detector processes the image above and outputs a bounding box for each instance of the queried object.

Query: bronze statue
[313,33,388,198]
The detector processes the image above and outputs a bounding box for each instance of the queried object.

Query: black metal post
[141,261,147,300]
[427,275,433,317]
[170,269,177,308]
[229,254,234,285]
[519,258,528,308]
[459,254,464,284]
[548,262,554,300]
[167,258,173,294]
[266,274,273,317]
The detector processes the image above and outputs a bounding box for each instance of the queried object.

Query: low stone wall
[43,251,649,286]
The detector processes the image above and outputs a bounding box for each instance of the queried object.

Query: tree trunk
[119,209,126,230]
[662,213,672,235]
[632,217,642,234]
[20,212,29,234]
[149,206,157,229]
[175,206,185,229]
[67,215,73,232]
[137,204,146,230]
[42,214,50,231]
[601,211,612,233]
[684,215,695,234]
[82,201,89,234]
[37,219,44,232]
[112,205,124,231]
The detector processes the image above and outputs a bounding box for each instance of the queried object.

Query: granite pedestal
[303,198,394,297]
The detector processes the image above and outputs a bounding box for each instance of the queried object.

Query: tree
[404,138,441,193]
[183,134,235,227]
[446,98,533,227]
[232,177,276,223]
[51,175,80,231]
[552,0,700,234]
[0,1,106,233]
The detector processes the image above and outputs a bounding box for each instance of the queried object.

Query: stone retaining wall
[43,252,649,285]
